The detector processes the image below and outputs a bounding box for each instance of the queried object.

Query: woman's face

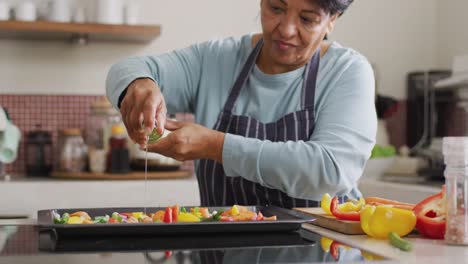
[260,0,338,67]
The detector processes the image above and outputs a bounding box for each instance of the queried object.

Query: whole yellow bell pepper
[360,205,416,239]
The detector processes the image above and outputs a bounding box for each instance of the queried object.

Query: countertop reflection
[0,225,386,264]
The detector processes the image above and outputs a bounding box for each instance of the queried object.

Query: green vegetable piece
[53,212,64,224]
[388,232,412,251]
[212,210,223,221]
[181,207,187,213]
[61,213,70,223]
[94,215,110,224]
[193,207,200,213]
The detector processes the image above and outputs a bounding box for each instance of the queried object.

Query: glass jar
[85,98,120,173]
[25,124,52,176]
[85,98,121,153]
[58,128,88,173]
[443,137,468,245]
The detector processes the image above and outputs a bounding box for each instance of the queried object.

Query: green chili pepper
[388,232,413,251]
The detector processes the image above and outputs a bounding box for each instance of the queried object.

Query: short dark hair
[315,0,354,16]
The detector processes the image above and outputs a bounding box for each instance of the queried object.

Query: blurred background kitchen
[0,0,467,217]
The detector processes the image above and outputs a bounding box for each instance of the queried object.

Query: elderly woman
[106,0,376,208]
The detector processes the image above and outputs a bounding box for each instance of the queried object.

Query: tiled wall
[0,94,194,176]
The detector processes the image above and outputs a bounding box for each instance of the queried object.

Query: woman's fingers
[142,99,156,135]
[156,99,167,134]
[164,119,184,131]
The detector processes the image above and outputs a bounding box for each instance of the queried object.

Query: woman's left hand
[146,119,225,163]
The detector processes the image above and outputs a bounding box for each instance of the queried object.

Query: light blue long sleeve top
[106,34,377,201]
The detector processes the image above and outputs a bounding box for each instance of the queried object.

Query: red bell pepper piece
[413,187,446,239]
[172,205,179,223]
[120,213,133,218]
[220,216,234,222]
[330,197,360,221]
[257,212,264,221]
[330,241,343,261]
[165,251,173,258]
[164,207,173,223]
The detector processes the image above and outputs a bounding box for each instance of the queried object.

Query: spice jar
[443,137,468,245]
[58,128,88,173]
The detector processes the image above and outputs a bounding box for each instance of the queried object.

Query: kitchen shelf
[0,20,161,43]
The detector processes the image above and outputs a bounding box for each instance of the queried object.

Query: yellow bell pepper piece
[360,205,416,239]
[67,216,84,224]
[231,205,240,216]
[178,212,201,222]
[338,197,366,212]
[320,237,333,252]
[321,193,332,215]
[132,212,144,219]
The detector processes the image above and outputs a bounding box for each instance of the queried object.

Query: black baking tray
[37,206,314,237]
[38,228,317,253]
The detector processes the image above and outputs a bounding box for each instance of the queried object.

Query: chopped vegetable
[320,237,333,253]
[388,231,413,251]
[172,205,179,222]
[178,212,201,222]
[365,197,415,211]
[67,216,84,224]
[330,197,360,221]
[164,207,173,223]
[413,187,446,239]
[70,211,91,220]
[53,205,276,225]
[321,193,333,215]
[360,205,416,239]
[338,197,365,212]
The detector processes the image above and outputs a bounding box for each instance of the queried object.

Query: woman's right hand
[120,78,167,146]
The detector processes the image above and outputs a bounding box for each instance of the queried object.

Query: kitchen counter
[0,222,391,264]
[303,225,468,264]
[1,220,467,264]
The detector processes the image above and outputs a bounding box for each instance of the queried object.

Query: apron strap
[223,39,264,114]
[223,38,321,113]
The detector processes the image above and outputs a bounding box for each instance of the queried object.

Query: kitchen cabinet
[0,20,161,43]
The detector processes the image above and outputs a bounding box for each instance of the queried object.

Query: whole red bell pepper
[330,197,360,221]
[413,187,446,239]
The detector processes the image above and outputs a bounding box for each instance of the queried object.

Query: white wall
[0,0,443,99]
[436,0,468,69]
[331,0,438,99]
[0,0,261,95]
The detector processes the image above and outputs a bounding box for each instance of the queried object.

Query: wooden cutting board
[294,207,364,235]
[50,170,192,180]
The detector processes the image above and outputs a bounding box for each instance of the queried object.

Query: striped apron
[197,39,321,208]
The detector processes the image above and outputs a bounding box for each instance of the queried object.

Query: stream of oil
[144,136,149,216]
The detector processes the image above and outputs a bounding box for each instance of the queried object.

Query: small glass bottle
[443,137,468,245]
[106,124,130,174]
